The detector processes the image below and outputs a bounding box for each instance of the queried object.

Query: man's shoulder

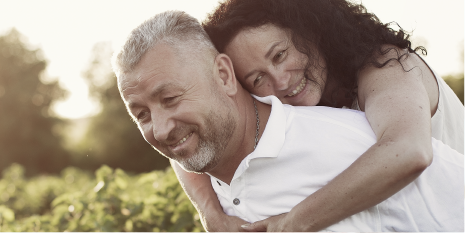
[289,104,367,124]
[254,95,376,140]
[286,104,376,141]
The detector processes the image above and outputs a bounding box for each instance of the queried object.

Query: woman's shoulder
[356,44,439,114]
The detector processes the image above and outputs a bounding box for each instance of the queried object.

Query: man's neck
[208,92,271,185]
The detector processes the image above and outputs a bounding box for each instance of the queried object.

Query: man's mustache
[157,124,199,147]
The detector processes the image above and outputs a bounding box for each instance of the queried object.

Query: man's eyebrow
[127,82,176,110]
[127,101,140,112]
[149,82,176,99]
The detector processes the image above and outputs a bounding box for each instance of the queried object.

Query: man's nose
[152,112,176,144]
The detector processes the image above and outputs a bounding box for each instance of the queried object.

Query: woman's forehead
[239,24,288,41]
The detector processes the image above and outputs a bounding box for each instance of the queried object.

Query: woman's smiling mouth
[286,78,307,97]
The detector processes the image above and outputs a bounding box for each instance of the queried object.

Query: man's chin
[177,161,207,173]
[177,156,217,174]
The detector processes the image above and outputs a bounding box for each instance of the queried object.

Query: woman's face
[224,24,327,106]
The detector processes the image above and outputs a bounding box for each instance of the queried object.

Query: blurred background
[0,0,463,231]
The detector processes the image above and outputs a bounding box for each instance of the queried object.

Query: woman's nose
[271,69,291,91]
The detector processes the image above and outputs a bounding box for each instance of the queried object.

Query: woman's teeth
[287,78,307,97]
[174,133,192,147]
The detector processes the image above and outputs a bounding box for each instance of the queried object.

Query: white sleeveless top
[351,58,464,153]
[430,70,464,153]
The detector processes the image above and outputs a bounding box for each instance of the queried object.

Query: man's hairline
[120,36,218,73]
[117,39,207,89]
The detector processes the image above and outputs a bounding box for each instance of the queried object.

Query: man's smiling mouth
[173,132,193,147]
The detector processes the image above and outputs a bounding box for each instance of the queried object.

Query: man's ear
[214,53,237,96]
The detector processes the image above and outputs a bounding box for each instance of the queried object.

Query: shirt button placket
[231,176,247,221]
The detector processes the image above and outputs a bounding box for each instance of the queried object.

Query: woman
[172,0,464,231]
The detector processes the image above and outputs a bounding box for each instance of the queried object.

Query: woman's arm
[171,160,248,231]
[242,48,436,231]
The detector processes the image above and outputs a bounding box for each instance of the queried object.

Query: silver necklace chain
[253,99,260,149]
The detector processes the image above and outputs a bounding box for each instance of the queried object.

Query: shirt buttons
[233,198,240,205]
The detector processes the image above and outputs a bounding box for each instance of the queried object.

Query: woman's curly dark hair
[202,0,426,106]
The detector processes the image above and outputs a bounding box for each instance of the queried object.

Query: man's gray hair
[112,10,218,78]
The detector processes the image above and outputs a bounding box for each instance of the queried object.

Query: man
[112,11,463,231]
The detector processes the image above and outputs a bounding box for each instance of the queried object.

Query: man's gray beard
[177,109,236,173]
[180,137,217,173]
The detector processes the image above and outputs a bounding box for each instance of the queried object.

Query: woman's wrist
[286,202,319,231]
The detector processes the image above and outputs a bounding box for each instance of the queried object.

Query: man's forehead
[119,43,178,88]
[119,73,179,100]
[118,72,142,97]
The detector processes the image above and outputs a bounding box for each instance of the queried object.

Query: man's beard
[157,108,236,173]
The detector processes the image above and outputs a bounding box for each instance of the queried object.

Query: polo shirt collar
[232,95,288,181]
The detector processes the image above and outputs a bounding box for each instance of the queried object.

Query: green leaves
[443,73,464,104]
[0,205,15,222]
[0,164,204,231]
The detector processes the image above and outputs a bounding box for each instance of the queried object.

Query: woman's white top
[430,69,464,153]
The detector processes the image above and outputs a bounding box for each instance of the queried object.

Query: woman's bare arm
[242,49,436,231]
[171,160,247,231]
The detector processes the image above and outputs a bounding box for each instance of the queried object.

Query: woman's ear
[214,53,237,96]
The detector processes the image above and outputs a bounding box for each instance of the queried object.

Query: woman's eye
[274,49,287,61]
[253,75,263,87]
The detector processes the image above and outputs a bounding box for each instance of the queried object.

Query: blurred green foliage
[0,29,69,176]
[0,163,203,231]
[71,42,171,173]
[443,73,464,104]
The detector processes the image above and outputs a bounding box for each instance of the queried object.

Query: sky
[0,0,463,119]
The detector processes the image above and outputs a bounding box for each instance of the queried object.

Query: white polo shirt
[209,95,464,232]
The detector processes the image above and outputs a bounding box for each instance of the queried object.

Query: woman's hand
[203,212,249,232]
[241,213,292,232]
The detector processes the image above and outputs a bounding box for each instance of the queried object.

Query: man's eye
[136,111,149,121]
[164,96,180,105]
